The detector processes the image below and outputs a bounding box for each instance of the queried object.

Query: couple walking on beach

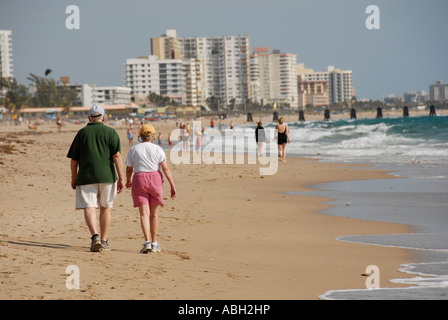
[67,106,176,253]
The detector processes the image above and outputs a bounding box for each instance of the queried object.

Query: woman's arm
[160,161,176,200]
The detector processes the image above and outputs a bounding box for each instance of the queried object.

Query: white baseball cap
[88,105,105,117]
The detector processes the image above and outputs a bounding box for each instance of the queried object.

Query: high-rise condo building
[0,30,14,79]
[429,80,448,101]
[151,30,251,106]
[327,66,353,105]
[251,47,298,109]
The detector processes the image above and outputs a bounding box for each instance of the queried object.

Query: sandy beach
[0,111,419,300]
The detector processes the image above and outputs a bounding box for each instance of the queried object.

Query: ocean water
[273,114,448,300]
[208,114,448,299]
[215,115,448,170]
[278,114,448,169]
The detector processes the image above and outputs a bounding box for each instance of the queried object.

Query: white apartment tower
[0,30,14,79]
[80,84,131,107]
[151,30,251,106]
[429,80,448,101]
[125,56,187,105]
[327,66,353,104]
[251,47,298,109]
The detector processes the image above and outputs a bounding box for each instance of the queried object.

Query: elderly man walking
[67,105,125,252]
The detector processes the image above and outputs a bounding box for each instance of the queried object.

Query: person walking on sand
[274,117,290,162]
[195,128,202,155]
[127,125,134,147]
[168,132,173,149]
[255,121,266,157]
[125,124,176,254]
[201,127,206,144]
[182,124,190,152]
[67,105,125,252]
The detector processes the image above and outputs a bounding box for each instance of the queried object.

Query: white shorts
[75,183,117,209]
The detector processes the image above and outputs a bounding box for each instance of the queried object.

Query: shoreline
[0,121,416,299]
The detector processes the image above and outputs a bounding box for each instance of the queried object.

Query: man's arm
[70,159,78,190]
[113,152,125,194]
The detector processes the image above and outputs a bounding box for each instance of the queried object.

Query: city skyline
[0,0,447,102]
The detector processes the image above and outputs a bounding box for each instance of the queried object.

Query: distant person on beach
[157,132,162,147]
[56,116,62,132]
[201,127,206,144]
[138,120,144,143]
[28,121,37,130]
[127,125,134,147]
[168,132,173,149]
[201,127,207,144]
[125,124,176,254]
[182,124,190,152]
[67,105,125,252]
[195,128,202,155]
[274,117,290,162]
[255,121,266,156]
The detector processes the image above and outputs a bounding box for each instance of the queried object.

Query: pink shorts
[131,171,164,208]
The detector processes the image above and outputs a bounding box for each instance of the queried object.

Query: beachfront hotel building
[125,55,189,106]
[150,29,251,107]
[81,85,131,107]
[90,86,131,105]
[297,64,353,108]
[429,80,448,101]
[297,64,329,109]
[250,47,299,109]
[0,30,13,79]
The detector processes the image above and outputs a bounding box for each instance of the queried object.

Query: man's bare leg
[99,206,111,242]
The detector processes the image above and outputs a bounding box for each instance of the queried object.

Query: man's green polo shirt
[67,122,121,186]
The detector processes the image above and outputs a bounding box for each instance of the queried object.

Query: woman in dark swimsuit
[275,117,290,162]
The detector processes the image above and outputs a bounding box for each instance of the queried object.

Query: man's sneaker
[90,234,101,252]
[151,242,161,253]
[101,240,111,251]
[140,242,151,254]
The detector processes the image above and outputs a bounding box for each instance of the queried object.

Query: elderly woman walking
[125,124,176,253]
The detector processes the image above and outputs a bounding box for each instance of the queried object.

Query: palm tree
[0,77,31,112]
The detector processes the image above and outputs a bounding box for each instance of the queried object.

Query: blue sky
[1,0,447,100]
